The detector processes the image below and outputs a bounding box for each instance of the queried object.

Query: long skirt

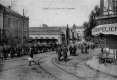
[28,57,33,61]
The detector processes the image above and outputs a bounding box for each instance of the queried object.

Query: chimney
[8,6,11,9]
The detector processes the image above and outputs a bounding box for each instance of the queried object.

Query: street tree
[83,5,100,41]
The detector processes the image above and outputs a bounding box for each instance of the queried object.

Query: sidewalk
[86,58,117,78]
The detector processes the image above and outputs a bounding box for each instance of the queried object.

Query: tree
[66,24,70,45]
[83,5,100,41]
[83,22,90,41]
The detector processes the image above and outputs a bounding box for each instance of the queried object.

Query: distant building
[0,4,29,45]
[69,24,83,43]
[29,25,67,44]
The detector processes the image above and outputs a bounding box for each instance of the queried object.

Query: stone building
[0,4,29,45]
[29,25,67,44]
[69,24,83,43]
[92,0,117,54]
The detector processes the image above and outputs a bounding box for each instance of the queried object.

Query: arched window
[45,37,49,39]
[40,37,44,39]
[35,37,38,39]
[51,37,55,39]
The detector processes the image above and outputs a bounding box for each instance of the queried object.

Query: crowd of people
[0,42,95,65]
[0,44,23,60]
[56,42,95,62]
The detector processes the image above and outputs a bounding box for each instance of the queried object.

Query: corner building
[0,4,29,45]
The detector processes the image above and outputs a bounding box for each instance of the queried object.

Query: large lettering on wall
[92,24,117,35]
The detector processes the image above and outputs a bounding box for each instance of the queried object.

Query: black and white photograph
[0,0,117,80]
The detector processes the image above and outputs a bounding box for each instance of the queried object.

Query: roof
[75,26,83,29]
[0,4,29,19]
[29,27,66,31]
[29,27,64,35]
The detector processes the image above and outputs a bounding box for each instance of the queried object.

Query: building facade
[92,0,117,54]
[0,4,29,45]
[29,25,67,44]
[101,0,117,15]
[69,24,83,43]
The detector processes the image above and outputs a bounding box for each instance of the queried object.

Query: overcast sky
[0,0,100,27]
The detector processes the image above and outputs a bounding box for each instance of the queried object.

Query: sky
[0,0,100,27]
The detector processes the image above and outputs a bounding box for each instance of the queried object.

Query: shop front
[92,23,117,60]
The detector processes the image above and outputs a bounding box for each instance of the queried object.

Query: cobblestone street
[0,49,117,80]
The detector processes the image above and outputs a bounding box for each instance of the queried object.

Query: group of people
[0,44,22,60]
[56,44,77,62]
[56,42,92,62]
[56,45,68,62]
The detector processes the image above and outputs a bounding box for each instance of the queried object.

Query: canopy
[92,23,117,36]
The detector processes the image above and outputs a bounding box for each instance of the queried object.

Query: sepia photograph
[0,0,117,80]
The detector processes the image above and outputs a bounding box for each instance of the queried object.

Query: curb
[85,61,117,78]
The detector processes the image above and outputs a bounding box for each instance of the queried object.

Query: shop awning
[92,23,117,36]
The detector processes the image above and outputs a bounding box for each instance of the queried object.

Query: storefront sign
[92,24,117,35]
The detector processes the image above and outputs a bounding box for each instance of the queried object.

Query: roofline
[0,4,29,20]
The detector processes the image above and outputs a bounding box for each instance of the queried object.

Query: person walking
[84,43,88,54]
[2,44,7,60]
[69,45,73,56]
[72,45,77,56]
[10,46,15,58]
[56,45,62,61]
[81,44,84,54]
[28,46,36,66]
[0,45,3,60]
[62,45,68,62]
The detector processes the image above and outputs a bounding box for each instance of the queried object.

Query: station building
[29,25,67,44]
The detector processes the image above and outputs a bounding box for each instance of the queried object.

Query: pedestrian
[72,45,77,56]
[56,45,62,61]
[84,43,88,54]
[0,45,3,60]
[2,44,7,60]
[81,44,84,54]
[10,46,15,58]
[28,46,36,66]
[101,47,103,53]
[62,45,68,62]
[69,45,73,56]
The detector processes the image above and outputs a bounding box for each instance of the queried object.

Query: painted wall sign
[92,23,117,35]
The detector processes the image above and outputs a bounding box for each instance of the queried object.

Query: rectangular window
[17,20,19,27]
[8,18,11,27]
